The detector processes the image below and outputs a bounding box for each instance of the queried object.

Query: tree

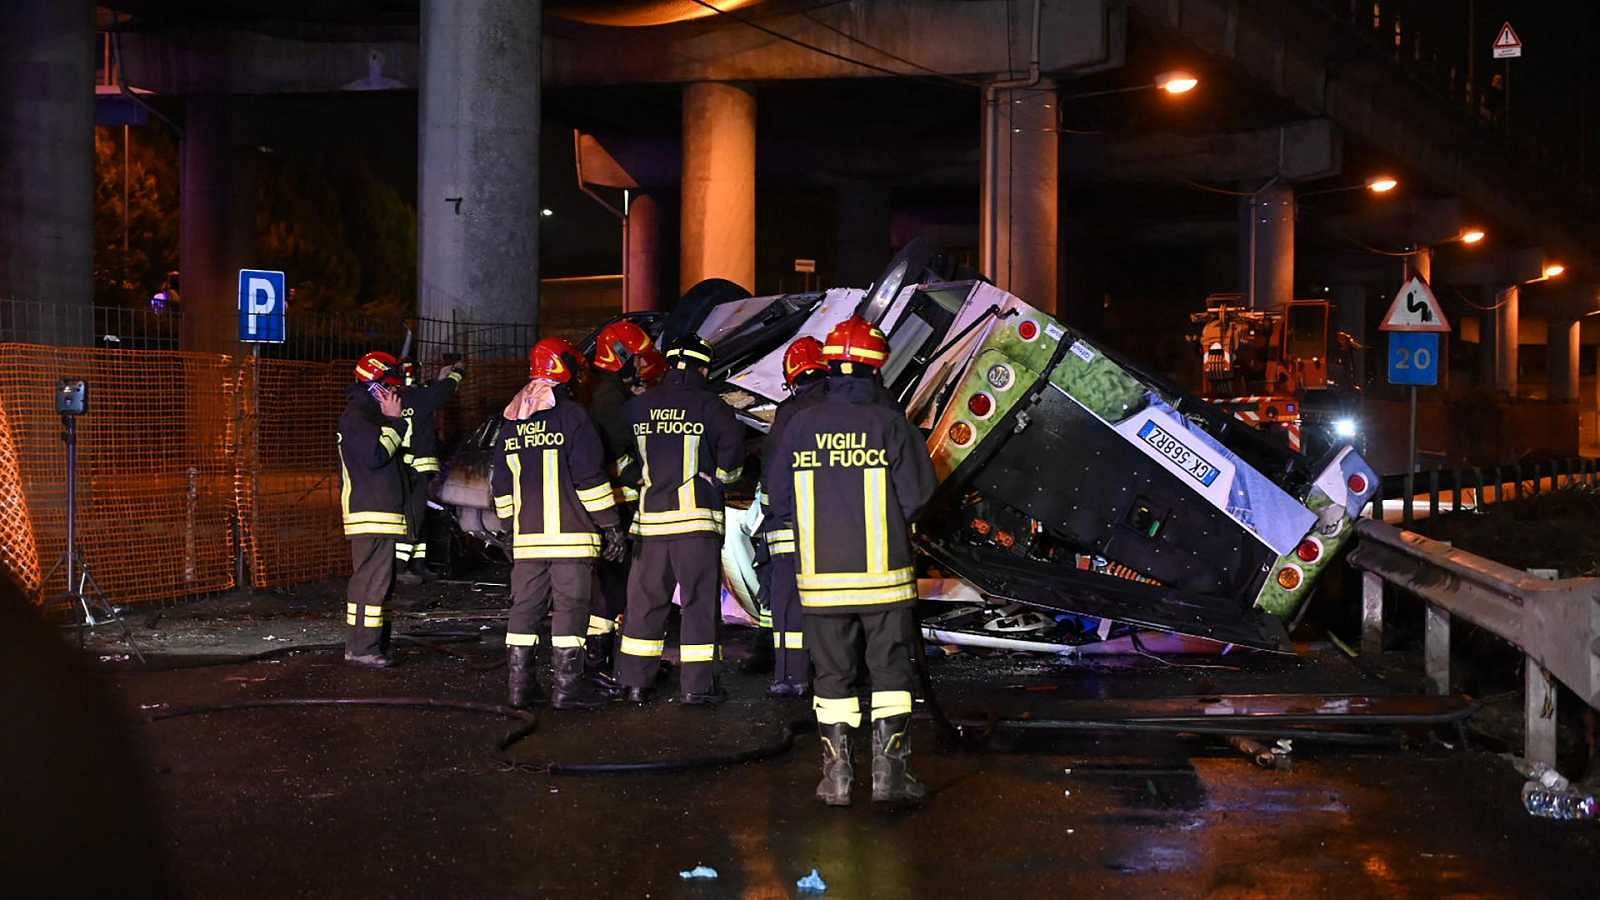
[92,126,180,306]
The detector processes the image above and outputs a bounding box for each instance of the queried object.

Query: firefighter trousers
[767,554,810,687]
[805,607,918,729]
[618,536,721,695]
[346,536,396,657]
[589,508,631,638]
[506,559,594,650]
[396,468,432,564]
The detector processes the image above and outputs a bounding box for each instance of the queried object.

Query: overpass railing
[1367,457,1598,524]
[1347,519,1600,770]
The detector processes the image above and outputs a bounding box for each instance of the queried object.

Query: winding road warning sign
[1380,276,1450,333]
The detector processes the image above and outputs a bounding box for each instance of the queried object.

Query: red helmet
[529,337,582,384]
[634,348,667,385]
[355,350,400,383]
[823,317,890,370]
[592,320,654,374]
[783,336,827,386]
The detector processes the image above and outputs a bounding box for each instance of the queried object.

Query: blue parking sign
[238,269,286,343]
[1387,331,1439,386]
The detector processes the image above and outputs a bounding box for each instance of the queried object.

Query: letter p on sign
[238,269,287,343]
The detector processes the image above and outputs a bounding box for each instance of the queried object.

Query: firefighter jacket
[491,397,621,560]
[337,384,408,537]
[759,376,828,558]
[586,370,641,505]
[621,367,745,540]
[398,369,463,473]
[766,375,937,614]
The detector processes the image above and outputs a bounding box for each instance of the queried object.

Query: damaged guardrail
[1346,518,1600,769]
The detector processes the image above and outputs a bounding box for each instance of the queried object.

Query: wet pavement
[81,582,1600,898]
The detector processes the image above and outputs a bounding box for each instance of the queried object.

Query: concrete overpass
[2,0,1595,421]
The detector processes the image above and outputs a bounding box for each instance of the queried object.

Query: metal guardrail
[1370,458,1599,524]
[1347,519,1600,769]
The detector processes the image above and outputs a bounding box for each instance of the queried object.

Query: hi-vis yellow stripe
[823,343,887,361]
[505,632,539,647]
[799,582,918,607]
[380,426,401,455]
[507,454,524,536]
[678,434,700,513]
[715,465,742,484]
[794,469,816,575]
[680,643,717,663]
[542,449,561,536]
[620,636,664,657]
[797,566,915,589]
[576,482,614,503]
[863,467,888,573]
[871,690,914,719]
[813,695,862,727]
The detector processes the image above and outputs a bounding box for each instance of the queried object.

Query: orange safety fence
[0,343,534,607]
[236,357,353,588]
[0,345,242,604]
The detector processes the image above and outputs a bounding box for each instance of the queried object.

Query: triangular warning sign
[1493,22,1522,58]
[1380,276,1451,333]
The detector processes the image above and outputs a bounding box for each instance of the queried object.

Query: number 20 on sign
[1387,331,1439,386]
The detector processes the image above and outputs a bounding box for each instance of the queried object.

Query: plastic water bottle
[1522,781,1598,820]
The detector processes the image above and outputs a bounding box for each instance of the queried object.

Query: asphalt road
[87,618,1599,899]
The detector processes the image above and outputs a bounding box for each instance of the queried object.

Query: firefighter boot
[551,647,608,711]
[584,633,623,696]
[816,723,854,807]
[871,716,927,805]
[507,645,545,709]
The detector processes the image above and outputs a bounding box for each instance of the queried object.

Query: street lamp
[1543,263,1566,278]
[1300,175,1401,199]
[1063,71,1201,100]
[1459,228,1486,245]
[1155,70,1199,95]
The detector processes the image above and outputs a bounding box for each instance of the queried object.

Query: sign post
[1381,276,1450,524]
[1492,22,1521,133]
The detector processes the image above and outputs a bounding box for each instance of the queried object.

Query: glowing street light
[1459,228,1486,245]
[1155,71,1199,95]
[1365,175,1399,193]
[1543,263,1566,278]
[1064,71,1201,101]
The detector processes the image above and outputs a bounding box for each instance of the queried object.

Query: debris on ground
[796,868,827,892]
[679,865,718,880]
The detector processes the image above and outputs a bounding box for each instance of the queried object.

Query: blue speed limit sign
[1387,331,1439,386]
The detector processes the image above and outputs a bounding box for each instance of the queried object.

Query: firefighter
[583,319,656,687]
[616,334,745,704]
[338,351,410,668]
[394,358,464,582]
[491,338,628,709]
[632,348,667,392]
[758,336,830,697]
[767,316,937,806]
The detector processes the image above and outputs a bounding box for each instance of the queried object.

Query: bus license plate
[1137,421,1220,487]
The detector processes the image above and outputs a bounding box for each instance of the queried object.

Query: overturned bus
[441,244,1377,655]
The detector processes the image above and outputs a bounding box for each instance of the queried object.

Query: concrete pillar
[1240,183,1295,311]
[624,192,664,312]
[1494,285,1519,396]
[180,97,258,353]
[1407,246,1433,283]
[981,81,1059,314]
[0,0,94,343]
[1333,284,1367,387]
[835,182,891,289]
[680,82,755,293]
[1549,317,1580,401]
[418,0,541,328]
